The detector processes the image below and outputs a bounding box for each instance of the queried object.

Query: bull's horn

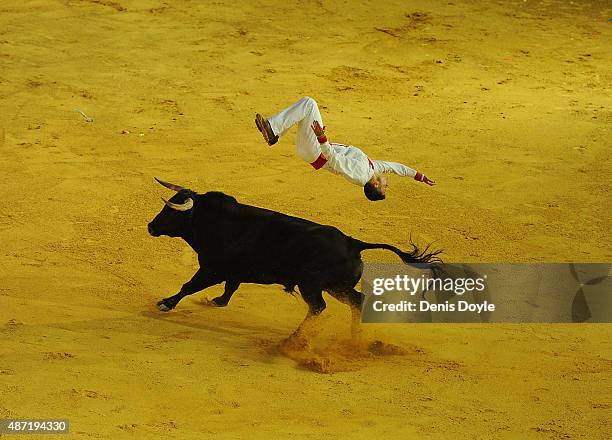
[155,177,184,192]
[162,197,194,211]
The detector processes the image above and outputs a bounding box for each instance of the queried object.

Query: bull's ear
[155,177,184,192]
[162,197,194,211]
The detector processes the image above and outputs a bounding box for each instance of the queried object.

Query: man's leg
[267,96,325,163]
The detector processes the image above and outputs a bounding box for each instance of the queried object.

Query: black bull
[147,178,442,342]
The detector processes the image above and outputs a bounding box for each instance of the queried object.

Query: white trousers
[268,96,324,163]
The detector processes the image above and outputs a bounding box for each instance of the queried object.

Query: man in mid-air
[255,96,435,201]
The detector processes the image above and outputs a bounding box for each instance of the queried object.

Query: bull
[147,178,441,347]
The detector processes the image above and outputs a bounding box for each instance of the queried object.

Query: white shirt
[319,142,417,186]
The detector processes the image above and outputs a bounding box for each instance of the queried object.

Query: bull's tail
[354,239,443,265]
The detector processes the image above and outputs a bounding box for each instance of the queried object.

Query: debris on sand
[75,109,94,123]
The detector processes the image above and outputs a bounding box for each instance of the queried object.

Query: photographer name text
[372,300,495,313]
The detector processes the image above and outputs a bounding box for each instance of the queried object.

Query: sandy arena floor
[1,0,611,438]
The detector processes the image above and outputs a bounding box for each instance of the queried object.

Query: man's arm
[311,120,333,157]
[373,160,416,177]
[373,160,435,186]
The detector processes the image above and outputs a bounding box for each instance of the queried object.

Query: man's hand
[415,171,436,186]
[311,120,326,138]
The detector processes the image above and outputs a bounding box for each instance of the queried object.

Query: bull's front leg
[157,269,222,311]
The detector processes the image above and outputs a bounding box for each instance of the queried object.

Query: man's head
[363,175,388,201]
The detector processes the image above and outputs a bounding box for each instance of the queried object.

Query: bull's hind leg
[331,289,405,356]
[282,284,326,351]
[157,269,222,311]
[329,288,364,340]
[210,280,240,307]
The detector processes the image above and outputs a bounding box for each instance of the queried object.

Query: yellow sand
[1,0,610,438]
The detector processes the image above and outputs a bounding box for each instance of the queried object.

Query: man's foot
[255,113,278,146]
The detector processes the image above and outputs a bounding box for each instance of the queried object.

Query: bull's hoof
[299,357,331,374]
[368,340,407,356]
[280,335,310,353]
[211,297,229,307]
[157,300,173,312]
[199,298,226,307]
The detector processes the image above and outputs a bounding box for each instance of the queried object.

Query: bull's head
[147,177,196,238]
